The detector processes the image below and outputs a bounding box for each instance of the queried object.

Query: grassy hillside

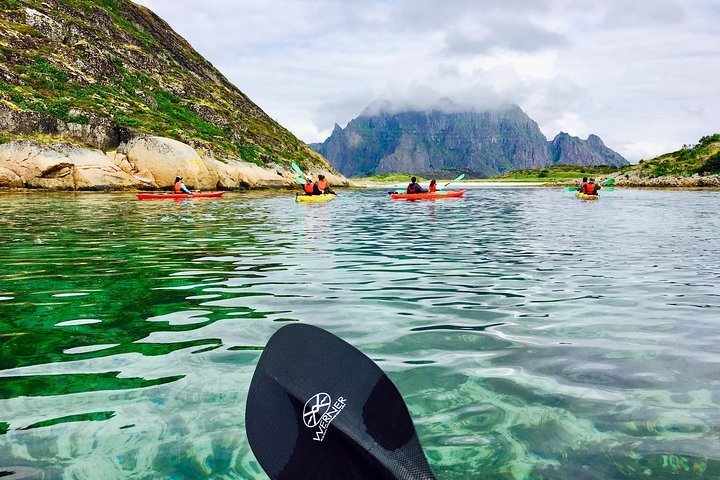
[632,134,720,177]
[0,0,330,170]
[489,164,619,182]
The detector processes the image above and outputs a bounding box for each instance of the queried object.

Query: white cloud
[135,0,720,162]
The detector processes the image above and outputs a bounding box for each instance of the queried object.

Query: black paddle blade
[245,323,437,480]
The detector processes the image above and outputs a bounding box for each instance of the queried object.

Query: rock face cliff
[0,0,332,178]
[311,102,628,177]
[548,132,627,167]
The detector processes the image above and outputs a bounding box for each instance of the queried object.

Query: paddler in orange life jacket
[581,178,601,196]
[303,177,315,195]
[577,177,588,192]
[429,179,437,192]
[173,176,192,195]
[407,176,427,194]
[313,174,335,195]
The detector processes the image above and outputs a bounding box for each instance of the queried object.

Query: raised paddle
[602,178,616,186]
[441,173,465,189]
[291,162,306,177]
[246,323,437,480]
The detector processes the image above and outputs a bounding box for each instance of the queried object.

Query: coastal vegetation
[632,134,720,177]
[352,173,429,183]
[494,134,720,183]
[0,0,329,170]
[488,164,619,182]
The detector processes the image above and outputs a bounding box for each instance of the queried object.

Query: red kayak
[390,190,466,200]
[136,191,225,200]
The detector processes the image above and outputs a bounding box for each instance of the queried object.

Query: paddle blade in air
[245,323,437,480]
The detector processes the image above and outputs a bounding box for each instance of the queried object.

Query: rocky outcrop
[311,101,628,177]
[0,103,132,150]
[0,140,144,190]
[0,137,347,190]
[603,171,720,188]
[0,166,23,188]
[0,0,334,173]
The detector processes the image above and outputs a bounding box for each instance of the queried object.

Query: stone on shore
[0,135,349,190]
[0,140,145,189]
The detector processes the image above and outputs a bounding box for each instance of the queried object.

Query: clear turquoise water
[0,188,719,479]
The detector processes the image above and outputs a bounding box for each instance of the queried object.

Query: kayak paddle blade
[245,323,437,480]
[296,176,307,185]
[291,162,305,176]
[602,178,616,186]
[442,173,465,188]
[566,186,578,191]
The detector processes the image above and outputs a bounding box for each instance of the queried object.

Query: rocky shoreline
[548,170,720,189]
[0,137,349,191]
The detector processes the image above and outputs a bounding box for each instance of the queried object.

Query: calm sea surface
[1,187,719,479]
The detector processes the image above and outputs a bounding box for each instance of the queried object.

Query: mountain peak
[312,101,628,176]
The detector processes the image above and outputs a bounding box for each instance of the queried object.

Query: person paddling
[302,177,315,195]
[407,176,427,194]
[314,174,335,195]
[577,177,588,192]
[581,178,601,196]
[173,176,192,195]
[429,179,437,192]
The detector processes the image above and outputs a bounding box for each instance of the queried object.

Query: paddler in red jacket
[581,178,601,196]
[303,178,315,195]
[313,175,335,195]
[173,176,193,195]
[429,179,437,192]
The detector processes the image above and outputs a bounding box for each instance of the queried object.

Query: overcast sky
[135,0,719,162]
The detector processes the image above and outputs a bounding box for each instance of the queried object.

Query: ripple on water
[0,189,719,478]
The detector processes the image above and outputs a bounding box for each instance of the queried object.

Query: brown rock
[0,167,23,188]
[0,140,144,190]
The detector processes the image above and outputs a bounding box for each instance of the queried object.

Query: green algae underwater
[1,188,719,479]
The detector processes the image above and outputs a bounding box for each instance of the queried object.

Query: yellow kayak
[575,192,600,200]
[296,193,336,203]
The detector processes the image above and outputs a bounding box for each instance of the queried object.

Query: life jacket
[429,184,437,192]
[303,183,314,194]
[407,183,419,194]
[585,183,597,195]
[316,179,328,191]
[173,181,182,193]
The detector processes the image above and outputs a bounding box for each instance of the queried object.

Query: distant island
[310,99,628,178]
